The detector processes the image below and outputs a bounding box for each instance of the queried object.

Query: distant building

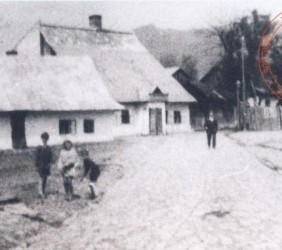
[6,15,196,139]
[0,56,122,149]
[199,65,236,128]
[168,67,236,130]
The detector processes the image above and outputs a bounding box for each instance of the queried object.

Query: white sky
[0,0,281,32]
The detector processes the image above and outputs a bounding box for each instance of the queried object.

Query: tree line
[161,10,282,99]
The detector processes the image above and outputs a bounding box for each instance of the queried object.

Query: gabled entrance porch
[148,87,168,135]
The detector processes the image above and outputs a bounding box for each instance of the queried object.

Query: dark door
[10,111,27,149]
[149,108,156,135]
[156,108,163,135]
[149,108,163,135]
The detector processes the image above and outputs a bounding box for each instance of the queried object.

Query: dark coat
[83,158,100,182]
[204,119,218,134]
[35,145,53,177]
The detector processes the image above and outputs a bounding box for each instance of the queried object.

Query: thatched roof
[92,50,196,103]
[10,22,195,103]
[0,56,123,111]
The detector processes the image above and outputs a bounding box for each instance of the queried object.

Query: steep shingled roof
[0,56,123,111]
[168,67,235,104]
[21,23,196,103]
[40,23,143,52]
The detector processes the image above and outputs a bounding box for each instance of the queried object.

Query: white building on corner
[0,56,122,149]
[4,15,196,148]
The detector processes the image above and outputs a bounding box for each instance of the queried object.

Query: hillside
[0,22,223,81]
[134,24,223,79]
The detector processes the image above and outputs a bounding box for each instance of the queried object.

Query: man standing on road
[35,132,53,198]
[204,112,218,149]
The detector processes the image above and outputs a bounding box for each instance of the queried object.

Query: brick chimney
[89,15,102,30]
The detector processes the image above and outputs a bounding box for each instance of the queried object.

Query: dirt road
[27,133,282,250]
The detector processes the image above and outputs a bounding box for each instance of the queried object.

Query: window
[84,119,94,133]
[265,98,271,107]
[174,111,182,124]
[166,110,168,124]
[121,110,130,124]
[59,119,76,134]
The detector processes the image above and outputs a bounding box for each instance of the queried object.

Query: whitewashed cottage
[6,15,196,141]
[0,56,122,149]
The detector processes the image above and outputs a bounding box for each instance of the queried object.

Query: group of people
[34,113,217,200]
[35,132,100,201]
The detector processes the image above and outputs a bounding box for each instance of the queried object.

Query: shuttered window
[174,111,182,124]
[59,119,76,134]
[121,110,130,124]
[84,119,94,133]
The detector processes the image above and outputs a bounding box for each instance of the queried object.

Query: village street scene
[1,1,282,249]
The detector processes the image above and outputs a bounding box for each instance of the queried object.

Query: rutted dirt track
[22,132,282,250]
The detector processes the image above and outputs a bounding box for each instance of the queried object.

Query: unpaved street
[27,133,282,250]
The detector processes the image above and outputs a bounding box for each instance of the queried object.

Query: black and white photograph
[1,0,282,249]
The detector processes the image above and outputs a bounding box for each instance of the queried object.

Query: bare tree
[212,10,272,95]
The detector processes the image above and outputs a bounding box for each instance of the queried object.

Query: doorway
[149,108,163,135]
[10,111,27,149]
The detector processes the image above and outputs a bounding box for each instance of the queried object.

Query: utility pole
[241,35,247,131]
[236,80,241,130]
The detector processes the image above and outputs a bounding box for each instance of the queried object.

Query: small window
[174,111,182,124]
[166,110,168,124]
[265,98,271,107]
[59,119,76,134]
[84,119,94,133]
[121,110,130,124]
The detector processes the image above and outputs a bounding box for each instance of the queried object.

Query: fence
[191,105,282,131]
[238,106,282,131]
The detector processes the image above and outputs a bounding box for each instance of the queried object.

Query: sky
[0,0,281,53]
[0,0,282,31]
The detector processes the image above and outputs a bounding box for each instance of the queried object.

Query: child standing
[80,149,100,199]
[35,132,53,198]
[57,140,81,201]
